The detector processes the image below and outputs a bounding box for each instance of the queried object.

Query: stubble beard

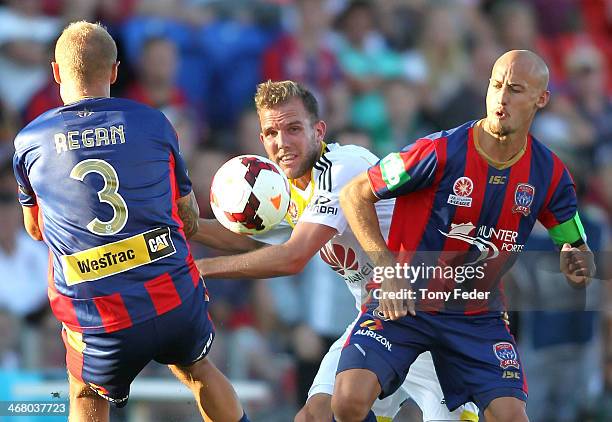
[487,118,513,141]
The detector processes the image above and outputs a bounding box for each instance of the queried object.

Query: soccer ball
[210,155,291,234]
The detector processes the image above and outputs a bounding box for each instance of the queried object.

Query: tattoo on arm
[177,192,200,239]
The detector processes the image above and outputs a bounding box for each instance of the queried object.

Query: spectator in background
[261,0,346,121]
[124,36,188,110]
[0,161,48,322]
[378,78,433,156]
[0,0,60,113]
[510,163,609,422]
[23,78,62,125]
[413,1,470,117]
[0,101,18,152]
[235,109,267,156]
[61,0,138,35]
[187,148,231,218]
[0,309,20,369]
[587,144,612,225]
[431,36,501,130]
[0,191,48,322]
[565,43,612,156]
[332,125,373,150]
[0,160,49,370]
[123,36,202,155]
[490,0,559,84]
[331,0,404,151]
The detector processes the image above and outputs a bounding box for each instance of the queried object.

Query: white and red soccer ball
[210,155,291,234]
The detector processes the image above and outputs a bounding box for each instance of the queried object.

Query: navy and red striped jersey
[368,120,586,313]
[13,97,200,333]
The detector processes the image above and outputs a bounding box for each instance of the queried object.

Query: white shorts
[307,319,479,421]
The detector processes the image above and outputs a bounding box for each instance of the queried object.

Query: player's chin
[285,163,309,180]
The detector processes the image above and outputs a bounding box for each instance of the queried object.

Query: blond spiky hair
[55,21,117,86]
[254,80,319,121]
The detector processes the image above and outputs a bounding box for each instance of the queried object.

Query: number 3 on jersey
[70,159,128,235]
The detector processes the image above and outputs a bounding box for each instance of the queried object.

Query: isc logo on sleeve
[61,227,177,285]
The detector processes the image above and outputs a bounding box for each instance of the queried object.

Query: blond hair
[55,21,117,86]
[254,80,319,121]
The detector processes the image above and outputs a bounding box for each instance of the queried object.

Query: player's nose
[276,130,289,149]
[497,86,510,105]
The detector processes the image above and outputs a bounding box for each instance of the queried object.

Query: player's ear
[535,90,550,110]
[51,62,61,85]
[110,61,119,85]
[315,119,326,142]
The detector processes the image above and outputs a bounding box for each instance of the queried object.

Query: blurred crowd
[0,0,611,421]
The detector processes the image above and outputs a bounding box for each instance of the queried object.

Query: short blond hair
[55,21,117,86]
[254,80,319,121]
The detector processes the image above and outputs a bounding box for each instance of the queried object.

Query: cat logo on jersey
[512,183,535,216]
[146,230,171,255]
[61,227,177,285]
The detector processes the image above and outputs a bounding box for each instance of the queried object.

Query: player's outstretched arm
[340,172,415,318]
[22,205,43,241]
[195,222,337,279]
[560,242,596,287]
[191,218,263,253]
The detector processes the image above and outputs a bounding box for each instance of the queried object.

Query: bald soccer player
[13,21,249,422]
[333,50,595,422]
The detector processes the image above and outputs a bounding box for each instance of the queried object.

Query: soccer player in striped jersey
[336,50,596,422]
[194,80,478,422]
[13,21,248,422]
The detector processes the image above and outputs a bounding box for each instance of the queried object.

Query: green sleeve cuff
[547,212,586,247]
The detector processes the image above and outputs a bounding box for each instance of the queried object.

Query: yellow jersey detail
[460,409,479,421]
[61,227,176,285]
[284,142,327,228]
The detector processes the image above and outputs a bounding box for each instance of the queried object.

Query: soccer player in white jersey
[193,80,478,422]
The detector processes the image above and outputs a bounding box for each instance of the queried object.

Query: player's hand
[560,243,595,287]
[378,276,415,320]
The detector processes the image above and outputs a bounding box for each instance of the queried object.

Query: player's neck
[476,119,528,169]
[61,84,111,105]
[293,173,312,190]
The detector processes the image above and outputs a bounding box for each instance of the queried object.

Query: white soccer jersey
[256,143,394,307]
[254,143,479,421]
[301,143,395,307]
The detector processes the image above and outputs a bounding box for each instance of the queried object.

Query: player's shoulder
[313,142,378,193]
[319,142,379,167]
[15,106,64,150]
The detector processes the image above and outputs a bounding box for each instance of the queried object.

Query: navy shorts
[62,282,215,407]
[337,310,527,412]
